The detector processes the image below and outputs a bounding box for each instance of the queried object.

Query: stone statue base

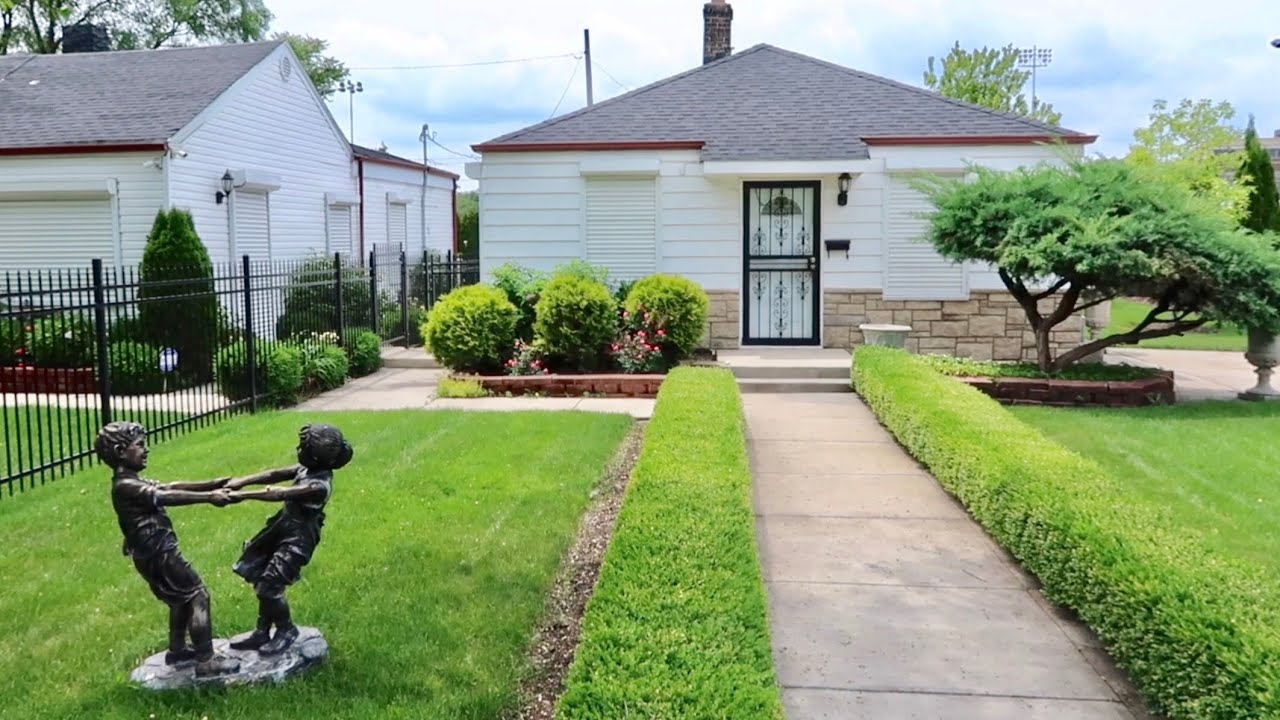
[129,626,328,691]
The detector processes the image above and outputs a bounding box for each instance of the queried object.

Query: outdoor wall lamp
[215,170,234,204]
[837,172,852,206]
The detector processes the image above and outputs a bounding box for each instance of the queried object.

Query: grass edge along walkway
[556,367,785,720]
[852,347,1280,720]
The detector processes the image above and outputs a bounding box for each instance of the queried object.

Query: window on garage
[0,189,118,271]
[584,177,657,281]
[883,174,967,301]
[326,203,354,257]
[387,200,408,246]
[233,190,271,263]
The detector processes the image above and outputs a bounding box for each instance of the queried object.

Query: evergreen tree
[1240,116,1280,234]
[138,209,219,384]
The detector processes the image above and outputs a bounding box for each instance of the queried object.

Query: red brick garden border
[0,366,98,394]
[957,371,1175,407]
[461,374,665,398]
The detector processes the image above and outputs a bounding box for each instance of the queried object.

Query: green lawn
[0,409,631,719]
[1103,297,1247,352]
[1013,401,1280,572]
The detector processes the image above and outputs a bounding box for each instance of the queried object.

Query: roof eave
[472,140,706,154]
[862,134,1097,146]
[0,142,167,156]
[354,153,460,180]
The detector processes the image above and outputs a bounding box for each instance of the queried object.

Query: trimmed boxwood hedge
[557,368,784,719]
[852,346,1280,720]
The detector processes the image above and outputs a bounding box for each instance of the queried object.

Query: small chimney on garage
[62,23,112,53]
[703,0,732,65]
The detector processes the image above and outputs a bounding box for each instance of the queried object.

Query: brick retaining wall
[957,373,1175,407]
[464,374,665,398]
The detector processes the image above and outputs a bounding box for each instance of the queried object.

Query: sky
[265,0,1280,189]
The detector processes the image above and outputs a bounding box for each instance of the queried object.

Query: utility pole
[419,123,430,257]
[1016,47,1052,115]
[583,28,594,106]
[338,80,364,141]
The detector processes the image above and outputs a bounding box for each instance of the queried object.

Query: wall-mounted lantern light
[837,172,852,206]
[215,170,234,204]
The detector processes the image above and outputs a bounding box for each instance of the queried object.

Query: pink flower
[657,329,666,337]
[543,368,551,374]
[611,344,620,352]
[622,311,630,319]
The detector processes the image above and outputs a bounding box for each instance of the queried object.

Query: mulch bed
[461,374,665,398]
[0,366,98,394]
[957,372,1176,407]
[512,422,646,720]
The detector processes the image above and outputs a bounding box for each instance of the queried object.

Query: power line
[549,57,582,118]
[353,52,579,71]
[592,60,631,93]
[428,135,480,161]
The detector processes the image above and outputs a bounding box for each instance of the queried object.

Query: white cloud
[268,0,1280,186]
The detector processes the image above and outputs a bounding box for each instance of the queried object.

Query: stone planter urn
[1083,300,1111,333]
[859,323,912,349]
[1240,328,1280,401]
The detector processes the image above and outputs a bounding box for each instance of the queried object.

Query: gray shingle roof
[0,41,281,150]
[351,144,459,179]
[477,44,1093,160]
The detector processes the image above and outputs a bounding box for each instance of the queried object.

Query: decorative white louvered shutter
[0,199,115,270]
[327,205,353,257]
[584,178,657,281]
[884,175,967,300]
[234,191,271,263]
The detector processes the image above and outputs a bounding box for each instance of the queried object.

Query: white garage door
[234,191,271,262]
[0,198,115,271]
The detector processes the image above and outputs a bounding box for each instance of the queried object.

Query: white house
[0,40,455,270]
[467,9,1095,360]
[353,144,459,262]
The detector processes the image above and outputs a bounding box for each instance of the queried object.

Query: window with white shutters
[584,177,657,281]
[0,199,115,270]
[884,175,967,300]
[327,204,353,257]
[388,202,408,245]
[234,190,271,263]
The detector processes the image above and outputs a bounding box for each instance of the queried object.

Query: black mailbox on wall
[824,239,851,259]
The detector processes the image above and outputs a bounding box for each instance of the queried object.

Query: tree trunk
[1035,325,1053,372]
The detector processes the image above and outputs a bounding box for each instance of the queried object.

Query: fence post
[369,248,379,337]
[242,255,258,413]
[333,252,345,343]
[91,259,112,426]
[399,249,410,348]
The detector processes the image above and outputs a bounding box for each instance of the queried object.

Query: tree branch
[1073,293,1117,314]
[70,0,117,28]
[1030,277,1070,301]
[1045,284,1082,328]
[1050,317,1208,371]
[999,269,1042,328]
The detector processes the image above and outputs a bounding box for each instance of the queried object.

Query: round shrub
[138,209,219,382]
[423,284,519,373]
[29,314,95,368]
[215,341,306,406]
[624,274,710,360]
[301,342,349,393]
[265,344,306,406]
[108,341,168,395]
[344,329,382,377]
[534,274,616,371]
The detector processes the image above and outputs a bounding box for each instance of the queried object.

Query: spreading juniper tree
[917,158,1280,372]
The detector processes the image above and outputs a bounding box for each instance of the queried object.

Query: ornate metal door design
[742,181,820,345]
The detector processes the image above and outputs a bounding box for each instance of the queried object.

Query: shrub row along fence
[0,248,477,497]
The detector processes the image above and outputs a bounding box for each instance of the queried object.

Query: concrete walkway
[295,367,655,419]
[745,393,1143,719]
[1107,347,1253,402]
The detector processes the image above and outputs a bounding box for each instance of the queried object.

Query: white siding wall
[0,152,164,266]
[359,162,455,260]
[166,44,356,266]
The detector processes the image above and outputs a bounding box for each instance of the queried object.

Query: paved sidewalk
[295,368,654,419]
[745,394,1142,719]
[1107,347,1252,402]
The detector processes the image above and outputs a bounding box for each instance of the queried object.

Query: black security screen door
[742,181,821,345]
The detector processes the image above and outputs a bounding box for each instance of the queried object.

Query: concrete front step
[737,378,852,394]
[730,365,848,379]
[381,346,439,369]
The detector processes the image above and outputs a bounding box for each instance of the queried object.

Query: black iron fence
[0,248,477,497]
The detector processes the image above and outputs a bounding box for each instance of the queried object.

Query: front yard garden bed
[457,373,665,398]
[853,346,1280,720]
[921,355,1174,407]
[0,365,98,394]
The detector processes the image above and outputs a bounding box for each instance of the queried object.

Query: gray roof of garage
[0,41,281,151]
[476,44,1093,161]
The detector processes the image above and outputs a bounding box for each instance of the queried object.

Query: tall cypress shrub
[138,209,218,383]
[1240,116,1280,235]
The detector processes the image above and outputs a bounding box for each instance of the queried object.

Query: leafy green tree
[1125,98,1247,222]
[918,159,1280,371]
[1239,116,1280,234]
[0,0,271,54]
[276,31,348,98]
[923,42,1062,126]
[138,208,218,383]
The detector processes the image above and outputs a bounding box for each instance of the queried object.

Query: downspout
[357,157,366,262]
[452,178,460,253]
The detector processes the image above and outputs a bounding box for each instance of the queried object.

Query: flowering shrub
[611,308,669,374]
[505,339,550,376]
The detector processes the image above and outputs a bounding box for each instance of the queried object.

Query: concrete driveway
[1106,347,1256,402]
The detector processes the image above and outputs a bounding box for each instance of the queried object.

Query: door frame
[741,180,822,346]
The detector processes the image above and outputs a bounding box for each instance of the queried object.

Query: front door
[742,181,820,345]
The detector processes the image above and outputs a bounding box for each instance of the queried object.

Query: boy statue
[224,423,352,655]
[97,421,241,677]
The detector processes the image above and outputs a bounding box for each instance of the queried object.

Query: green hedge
[557,368,783,719]
[852,347,1280,720]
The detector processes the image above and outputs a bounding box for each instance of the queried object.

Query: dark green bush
[107,316,148,345]
[274,256,372,340]
[379,297,428,345]
[624,274,710,360]
[214,341,305,407]
[138,209,218,382]
[491,263,549,342]
[920,354,1161,381]
[344,329,382,377]
[29,314,95,368]
[299,341,349,393]
[558,368,784,719]
[853,346,1280,720]
[423,284,519,373]
[0,318,22,366]
[534,273,616,371]
[107,340,168,395]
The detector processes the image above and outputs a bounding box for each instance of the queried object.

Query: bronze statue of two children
[96,421,351,678]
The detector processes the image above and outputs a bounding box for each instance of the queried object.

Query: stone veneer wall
[703,290,741,350]
[823,290,1084,362]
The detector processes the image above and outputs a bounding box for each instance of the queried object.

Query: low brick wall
[464,374,665,398]
[957,372,1175,407]
[823,290,1083,364]
[0,366,98,394]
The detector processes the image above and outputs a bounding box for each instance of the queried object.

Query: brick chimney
[703,0,732,65]
[62,23,111,53]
